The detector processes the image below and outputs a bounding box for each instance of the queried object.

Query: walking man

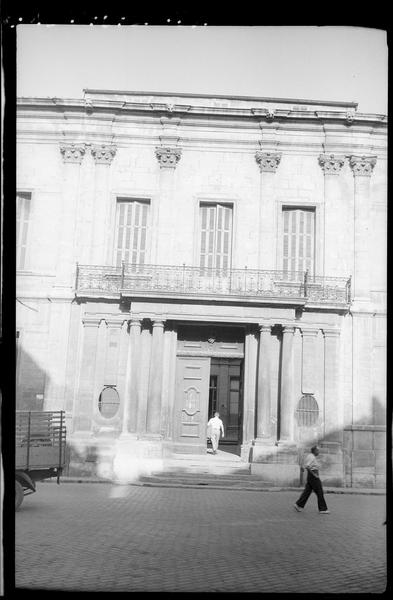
[294,445,330,514]
[207,411,224,454]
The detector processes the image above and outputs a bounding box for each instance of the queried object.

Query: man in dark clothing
[294,445,330,514]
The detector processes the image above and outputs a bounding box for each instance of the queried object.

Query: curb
[44,477,386,495]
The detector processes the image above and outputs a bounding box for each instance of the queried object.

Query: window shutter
[200,203,233,273]
[283,208,315,277]
[16,192,31,270]
[115,199,149,267]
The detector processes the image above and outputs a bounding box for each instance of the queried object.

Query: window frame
[16,190,33,271]
[276,201,322,277]
[110,195,152,268]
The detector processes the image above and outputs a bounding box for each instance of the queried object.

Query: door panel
[175,356,210,450]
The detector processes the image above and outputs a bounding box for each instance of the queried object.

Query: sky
[16,25,388,114]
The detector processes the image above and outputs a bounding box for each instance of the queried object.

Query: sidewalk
[51,474,385,495]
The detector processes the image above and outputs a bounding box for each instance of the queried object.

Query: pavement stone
[14,482,387,593]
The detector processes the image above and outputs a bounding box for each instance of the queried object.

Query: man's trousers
[295,471,328,511]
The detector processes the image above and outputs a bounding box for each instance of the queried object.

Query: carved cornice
[155,146,182,169]
[91,144,117,164]
[318,153,345,175]
[60,143,86,164]
[255,151,282,173]
[349,155,377,177]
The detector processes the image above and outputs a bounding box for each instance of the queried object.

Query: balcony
[75,263,351,308]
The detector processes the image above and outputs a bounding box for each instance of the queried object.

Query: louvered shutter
[283,208,315,277]
[17,192,31,269]
[114,199,149,267]
[200,204,232,274]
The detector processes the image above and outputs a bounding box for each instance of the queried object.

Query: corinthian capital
[60,143,86,164]
[155,146,182,168]
[349,155,377,177]
[318,153,345,175]
[255,151,281,173]
[91,144,117,164]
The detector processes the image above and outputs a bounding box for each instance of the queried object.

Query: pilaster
[255,150,281,270]
[56,143,86,289]
[154,146,182,265]
[318,154,346,276]
[349,154,377,303]
[90,144,117,265]
[73,318,102,434]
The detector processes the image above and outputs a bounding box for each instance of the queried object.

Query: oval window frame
[98,386,120,419]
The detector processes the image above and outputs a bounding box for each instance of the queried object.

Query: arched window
[296,394,319,427]
[98,386,120,419]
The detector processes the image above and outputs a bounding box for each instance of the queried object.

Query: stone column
[57,143,86,287]
[255,151,281,270]
[121,319,142,436]
[300,328,319,395]
[154,146,182,264]
[256,324,272,439]
[74,318,101,434]
[279,326,295,442]
[349,155,377,303]
[90,144,117,265]
[323,329,342,441]
[242,327,258,450]
[146,319,166,436]
[318,154,345,276]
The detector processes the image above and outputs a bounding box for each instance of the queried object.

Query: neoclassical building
[16,90,387,487]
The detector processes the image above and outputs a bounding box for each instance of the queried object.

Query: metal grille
[296,394,319,427]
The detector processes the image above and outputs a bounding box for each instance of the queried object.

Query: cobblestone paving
[15,483,386,593]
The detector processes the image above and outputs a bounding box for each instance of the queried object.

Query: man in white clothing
[294,445,330,514]
[207,412,224,454]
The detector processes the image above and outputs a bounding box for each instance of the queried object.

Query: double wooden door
[174,356,243,452]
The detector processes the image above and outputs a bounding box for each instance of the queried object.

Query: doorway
[208,358,243,446]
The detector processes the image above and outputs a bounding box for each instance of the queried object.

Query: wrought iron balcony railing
[75,263,351,305]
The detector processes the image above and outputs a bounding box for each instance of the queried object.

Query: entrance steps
[138,448,274,487]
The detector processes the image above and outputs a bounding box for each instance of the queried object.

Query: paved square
[15,483,386,593]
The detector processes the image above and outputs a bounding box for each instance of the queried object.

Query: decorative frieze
[155,146,182,169]
[255,151,281,173]
[91,144,117,164]
[349,155,377,177]
[318,153,345,175]
[60,143,86,164]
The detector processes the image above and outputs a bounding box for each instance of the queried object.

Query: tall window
[282,207,315,276]
[200,203,233,273]
[114,199,149,267]
[17,192,31,270]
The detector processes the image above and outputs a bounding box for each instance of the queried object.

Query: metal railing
[75,263,351,305]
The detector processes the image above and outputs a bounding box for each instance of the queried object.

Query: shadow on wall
[16,346,49,411]
[249,395,386,489]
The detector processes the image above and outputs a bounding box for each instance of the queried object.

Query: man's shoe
[293,504,303,512]
[319,510,330,514]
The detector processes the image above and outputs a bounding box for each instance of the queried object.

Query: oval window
[98,386,120,419]
[296,394,319,427]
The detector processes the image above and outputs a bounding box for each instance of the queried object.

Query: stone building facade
[16,90,387,487]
